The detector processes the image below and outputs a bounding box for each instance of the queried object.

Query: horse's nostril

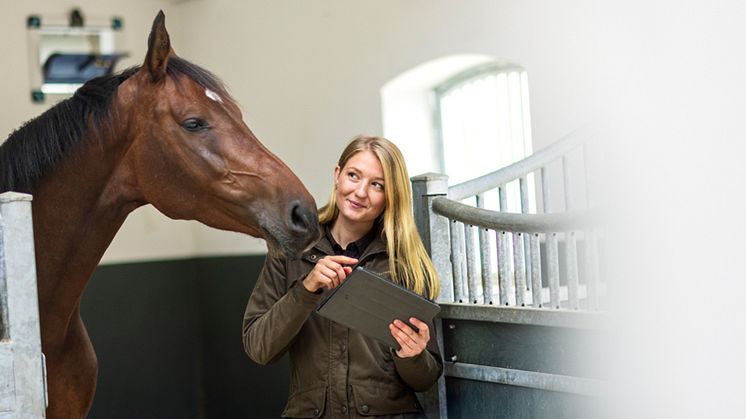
[289,201,317,233]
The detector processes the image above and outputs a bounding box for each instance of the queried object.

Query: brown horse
[0,12,319,419]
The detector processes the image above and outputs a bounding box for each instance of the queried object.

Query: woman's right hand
[302,255,359,292]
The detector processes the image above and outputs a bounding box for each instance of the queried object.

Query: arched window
[434,63,535,212]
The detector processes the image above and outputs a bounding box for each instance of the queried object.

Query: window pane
[437,66,534,213]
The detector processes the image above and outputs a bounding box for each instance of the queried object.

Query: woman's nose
[354,183,368,197]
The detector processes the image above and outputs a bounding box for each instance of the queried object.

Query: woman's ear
[334,165,341,186]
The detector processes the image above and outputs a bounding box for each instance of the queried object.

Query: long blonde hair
[319,135,440,299]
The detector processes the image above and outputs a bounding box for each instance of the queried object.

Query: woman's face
[334,150,387,228]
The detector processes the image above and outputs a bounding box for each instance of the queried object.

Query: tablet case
[316,266,440,348]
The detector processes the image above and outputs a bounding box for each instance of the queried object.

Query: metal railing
[413,128,603,312]
[412,129,605,419]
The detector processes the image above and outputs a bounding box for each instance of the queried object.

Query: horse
[0,11,319,419]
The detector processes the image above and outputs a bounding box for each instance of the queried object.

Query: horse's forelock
[165,56,235,105]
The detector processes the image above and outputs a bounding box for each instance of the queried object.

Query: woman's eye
[347,172,359,179]
[372,182,384,190]
[181,118,209,132]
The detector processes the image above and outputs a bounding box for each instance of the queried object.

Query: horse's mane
[0,57,231,193]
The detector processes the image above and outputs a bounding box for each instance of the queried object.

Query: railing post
[0,192,47,417]
[411,173,450,419]
[412,173,452,303]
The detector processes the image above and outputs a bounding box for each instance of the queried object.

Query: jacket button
[313,408,319,416]
[361,404,369,413]
[341,344,347,352]
[341,405,347,413]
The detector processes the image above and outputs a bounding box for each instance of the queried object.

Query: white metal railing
[412,128,603,312]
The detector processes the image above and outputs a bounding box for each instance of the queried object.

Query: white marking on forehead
[205,88,223,103]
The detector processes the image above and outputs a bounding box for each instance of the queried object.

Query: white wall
[2,0,617,263]
[0,0,195,263]
[168,0,621,261]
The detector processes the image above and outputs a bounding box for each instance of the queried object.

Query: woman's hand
[389,317,430,358]
[302,255,358,293]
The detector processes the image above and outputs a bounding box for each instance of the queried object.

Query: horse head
[116,12,319,257]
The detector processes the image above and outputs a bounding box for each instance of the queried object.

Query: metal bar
[520,176,532,292]
[497,230,510,306]
[438,303,607,329]
[0,210,6,341]
[547,232,561,309]
[464,223,479,304]
[530,233,543,308]
[497,186,511,306]
[513,232,526,306]
[0,192,47,416]
[541,166,550,214]
[444,362,607,397]
[431,197,596,233]
[450,220,466,304]
[562,154,571,211]
[448,128,591,201]
[476,194,494,305]
[566,231,579,310]
[498,184,508,212]
[582,143,591,208]
[585,229,599,311]
[411,174,453,303]
[420,318,449,419]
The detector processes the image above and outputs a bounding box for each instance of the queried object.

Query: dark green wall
[80,255,289,419]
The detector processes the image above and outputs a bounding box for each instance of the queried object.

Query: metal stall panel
[0,192,47,418]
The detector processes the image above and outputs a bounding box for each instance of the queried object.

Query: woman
[243,135,442,418]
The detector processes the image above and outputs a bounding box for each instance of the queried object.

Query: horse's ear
[144,11,174,82]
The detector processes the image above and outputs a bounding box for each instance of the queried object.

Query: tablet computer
[316,266,440,348]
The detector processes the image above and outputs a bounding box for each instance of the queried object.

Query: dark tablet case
[316,266,440,348]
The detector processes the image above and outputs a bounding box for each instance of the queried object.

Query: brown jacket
[242,233,443,418]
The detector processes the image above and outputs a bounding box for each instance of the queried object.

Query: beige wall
[168,0,621,261]
[3,1,742,266]
[1,0,616,263]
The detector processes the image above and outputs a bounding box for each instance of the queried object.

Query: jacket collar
[304,224,387,263]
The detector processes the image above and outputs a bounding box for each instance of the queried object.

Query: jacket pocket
[282,386,326,418]
[350,384,421,416]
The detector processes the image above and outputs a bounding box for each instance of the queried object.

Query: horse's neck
[33,128,140,345]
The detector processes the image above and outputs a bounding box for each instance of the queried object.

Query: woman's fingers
[390,318,430,357]
[325,255,359,266]
[303,255,358,292]
[408,317,430,341]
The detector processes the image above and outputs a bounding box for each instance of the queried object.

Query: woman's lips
[347,199,366,209]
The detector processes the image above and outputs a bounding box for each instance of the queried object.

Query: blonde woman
[243,135,442,418]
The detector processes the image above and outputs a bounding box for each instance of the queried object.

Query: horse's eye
[181,118,209,132]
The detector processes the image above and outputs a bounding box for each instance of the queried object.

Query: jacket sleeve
[391,320,444,392]
[242,255,322,365]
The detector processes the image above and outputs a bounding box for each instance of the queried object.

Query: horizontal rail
[439,303,607,330]
[432,197,596,233]
[448,127,592,201]
[445,362,606,396]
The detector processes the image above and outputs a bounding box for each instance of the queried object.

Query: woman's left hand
[389,317,430,358]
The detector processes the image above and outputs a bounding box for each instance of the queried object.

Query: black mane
[0,56,230,193]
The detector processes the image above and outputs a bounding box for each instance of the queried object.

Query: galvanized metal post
[412,173,453,303]
[464,224,479,304]
[476,194,494,304]
[411,174,450,419]
[449,221,466,303]
[0,192,47,418]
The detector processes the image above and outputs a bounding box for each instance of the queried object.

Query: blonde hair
[319,135,440,299]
